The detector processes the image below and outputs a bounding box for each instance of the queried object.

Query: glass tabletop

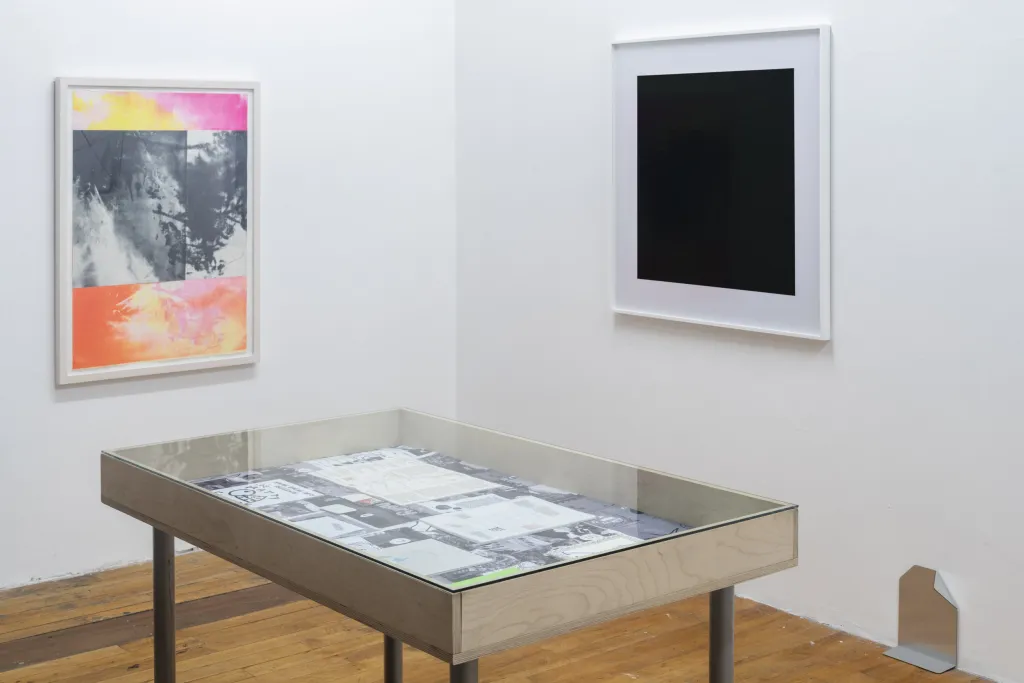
[106,409,794,591]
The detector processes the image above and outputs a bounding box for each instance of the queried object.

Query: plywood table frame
[100,411,798,683]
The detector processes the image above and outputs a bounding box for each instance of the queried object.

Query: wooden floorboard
[0,554,267,645]
[0,584,299,672]
[0,551,987,683]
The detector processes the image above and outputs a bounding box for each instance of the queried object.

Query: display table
[100,409,797,683]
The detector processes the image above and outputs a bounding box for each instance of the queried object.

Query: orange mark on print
[72,278,247,370]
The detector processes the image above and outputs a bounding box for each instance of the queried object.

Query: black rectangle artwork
[637,69,796,296]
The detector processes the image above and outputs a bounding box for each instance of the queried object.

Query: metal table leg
[450,660,478,683]
[153,528,176,683]
[384,634,403,683]
[709,586,734,683]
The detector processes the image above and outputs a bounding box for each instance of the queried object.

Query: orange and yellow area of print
[72,278,247,370]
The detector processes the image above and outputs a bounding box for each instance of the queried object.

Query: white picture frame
[613,26,831,340]
[55,77,260,385]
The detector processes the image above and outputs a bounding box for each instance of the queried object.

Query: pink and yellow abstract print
[72,90,248,130]
[69,86,251,372]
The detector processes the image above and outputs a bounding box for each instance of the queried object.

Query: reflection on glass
[108,410,792,590]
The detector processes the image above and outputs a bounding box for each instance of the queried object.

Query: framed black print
[614,26,831,340]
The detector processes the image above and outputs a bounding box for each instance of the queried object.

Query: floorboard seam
[0,583,301,672]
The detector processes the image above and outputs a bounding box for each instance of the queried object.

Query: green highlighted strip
[449,566,523,589]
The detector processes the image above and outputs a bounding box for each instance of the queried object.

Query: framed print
[55,78,260,384]
[613,26,831,340]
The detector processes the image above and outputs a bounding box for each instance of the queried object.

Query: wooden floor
[0,552,984,683]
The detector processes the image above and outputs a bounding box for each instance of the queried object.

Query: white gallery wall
[3,0,1023,680]
[0,0,457,588]
[455,1,1024,682]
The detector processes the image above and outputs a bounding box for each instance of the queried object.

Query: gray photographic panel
[72,131,187,287]
[71,129,248,288]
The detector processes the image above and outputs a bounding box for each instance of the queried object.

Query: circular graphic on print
[389,538,412,545]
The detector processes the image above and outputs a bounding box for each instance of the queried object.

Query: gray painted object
[884,565,958,674]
